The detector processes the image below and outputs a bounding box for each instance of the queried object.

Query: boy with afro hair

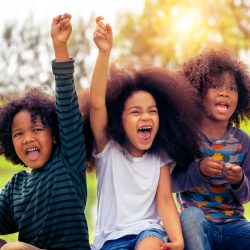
[172,48,250,250]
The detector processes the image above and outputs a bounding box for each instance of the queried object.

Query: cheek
[12,139,20,152]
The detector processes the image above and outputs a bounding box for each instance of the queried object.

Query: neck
[200,117,229,139]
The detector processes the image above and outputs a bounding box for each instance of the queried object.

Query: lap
[0,242,45,250]
[180,207,250,250]
[100,228,168,250]
[220,220,250,250]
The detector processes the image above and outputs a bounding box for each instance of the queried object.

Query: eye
[33,127,44,133]
[130,110,140,115]
[229,85,238,92]
[149,108,158,114]
[12,131,22,138]
[211,83,219,89]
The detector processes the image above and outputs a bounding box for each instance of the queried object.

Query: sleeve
[230,132,250,204]
[52,59,86,173]
[0,182,18,235]
[171,159,207,192]
[159,154,175,173]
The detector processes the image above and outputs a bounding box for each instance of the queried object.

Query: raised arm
[90,16,113,153]
[51,14,86,172]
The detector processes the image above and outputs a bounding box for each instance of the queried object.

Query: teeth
[26,148,38,152]
[139,126,152,131]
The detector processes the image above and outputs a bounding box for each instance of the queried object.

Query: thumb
[161,242,172,250]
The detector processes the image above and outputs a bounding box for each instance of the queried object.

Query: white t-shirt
[91,140,174,250]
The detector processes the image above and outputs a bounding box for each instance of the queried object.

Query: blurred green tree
[0,15,93,95]
[116,0,250,68]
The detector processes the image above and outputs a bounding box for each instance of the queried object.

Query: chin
[28,163,44,169]
[140,142,153,150]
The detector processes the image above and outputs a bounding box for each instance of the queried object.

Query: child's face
[204,71,238,124]
[122,90,159,157]
[11,110,55,169]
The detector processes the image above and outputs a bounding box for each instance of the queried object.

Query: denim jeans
[180,207,250,250]
[100,228,168,250]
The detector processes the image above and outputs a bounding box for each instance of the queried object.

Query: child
[88,16,202,250]
[0,14,90,249]
[172,48,250,250]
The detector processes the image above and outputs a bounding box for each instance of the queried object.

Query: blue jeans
[180,207,250,250]
[100,228,168,250]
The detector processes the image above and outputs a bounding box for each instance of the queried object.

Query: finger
[209,162,223,176]
[211,156,224,164]
[106,23,113,34]
[61,13,72,19]
[95,16,104,24]
[53,15,61,22]
[95,29,107,38]
[228,165,241,173]
[161,243,171,250]
[58,18,71,29]
[93,31,106,41]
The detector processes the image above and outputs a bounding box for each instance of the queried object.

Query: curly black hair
[80,64,202,169]
[181,48,250,126]
[0,88,60,166]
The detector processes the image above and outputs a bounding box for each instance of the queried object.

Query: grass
[0,121,249,242]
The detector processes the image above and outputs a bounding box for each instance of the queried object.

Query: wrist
[198,158,208,177]
[98,50,111,56]
[53,43,69,62]
[231,174,244,190]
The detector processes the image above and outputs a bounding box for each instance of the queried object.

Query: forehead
[211,71,236,85]
[125,90,156,107]
[12,110,42,127]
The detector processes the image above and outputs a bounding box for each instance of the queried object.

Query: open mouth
[215,103,229,112]
[26,147,40,161]
[138,126,152,140]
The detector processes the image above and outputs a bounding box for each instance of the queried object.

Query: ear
[53,137,57,144]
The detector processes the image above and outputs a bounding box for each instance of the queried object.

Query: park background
[0,0,250,244]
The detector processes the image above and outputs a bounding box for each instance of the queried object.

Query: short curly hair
[81,64,202,169]
[0,88,59,166]
[181,48,250,126]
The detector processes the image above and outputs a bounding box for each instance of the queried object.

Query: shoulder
[2,170,30,191]
[229,126,250,141]
[92,140,119,159]
[228,126,250,151]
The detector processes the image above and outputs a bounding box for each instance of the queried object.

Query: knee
[0,242,38,250]
[180,207,206,228]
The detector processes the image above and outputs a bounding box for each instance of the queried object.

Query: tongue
[138,131,151,140]
[27,150,39,161]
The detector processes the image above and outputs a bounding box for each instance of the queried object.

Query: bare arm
[90,16,113,153]
[157,166,184,250]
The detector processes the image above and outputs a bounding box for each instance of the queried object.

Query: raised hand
[51,13,72,62]
[51,13,72,45]
[93,16,113,53]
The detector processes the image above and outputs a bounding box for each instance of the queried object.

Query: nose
[23,132,35,144]
[141,112,150,120]
[219,86,229,97]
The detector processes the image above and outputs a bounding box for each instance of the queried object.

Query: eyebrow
[127,104,157,109]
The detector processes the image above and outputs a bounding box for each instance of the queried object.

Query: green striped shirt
[0,60,90,249]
